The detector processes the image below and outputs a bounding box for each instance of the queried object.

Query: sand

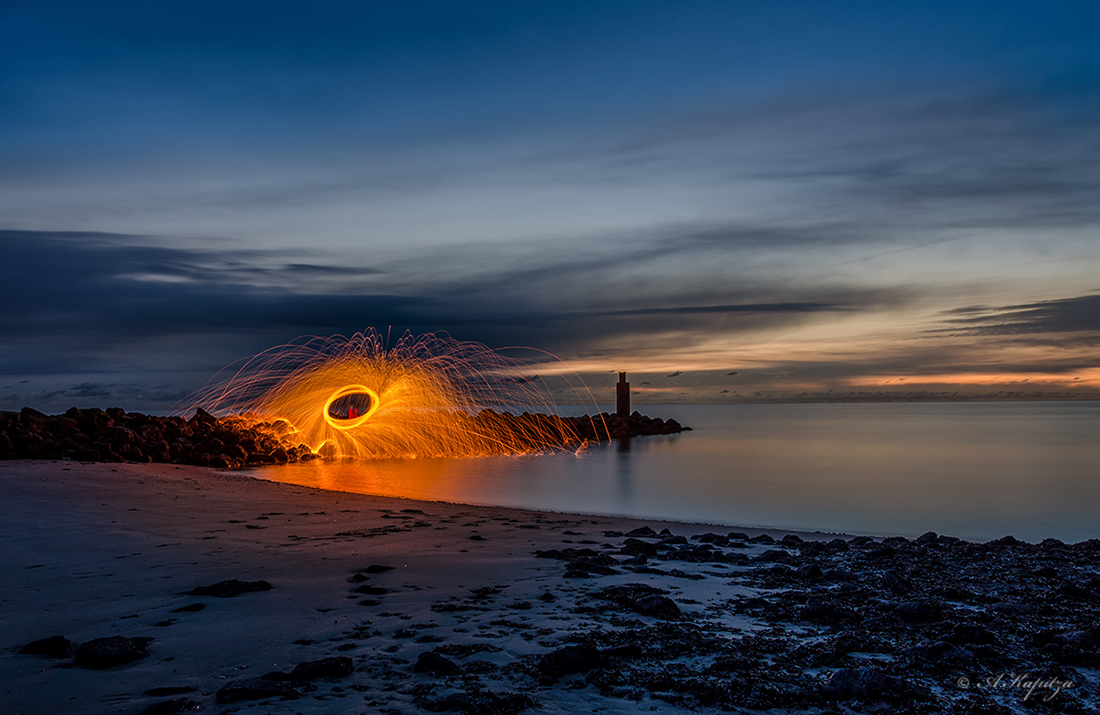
[1,460,1096,715]
[0,460,778,714]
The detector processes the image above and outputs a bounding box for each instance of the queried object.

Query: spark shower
[187,330,598,459]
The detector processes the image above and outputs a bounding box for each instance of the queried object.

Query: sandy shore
[1,460,1097,715]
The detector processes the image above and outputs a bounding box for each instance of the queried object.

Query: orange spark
[187,330,597,459]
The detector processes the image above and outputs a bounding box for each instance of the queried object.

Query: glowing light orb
[187,330,593,459]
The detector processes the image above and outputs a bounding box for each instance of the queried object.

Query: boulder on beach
[74,636,151,669]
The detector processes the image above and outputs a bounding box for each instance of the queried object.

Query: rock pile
[0,406,688,466]
[0,407,315,468]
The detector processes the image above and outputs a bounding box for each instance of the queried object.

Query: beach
[1,460,1097,715]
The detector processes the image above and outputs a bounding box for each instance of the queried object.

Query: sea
[247,401,1099,543]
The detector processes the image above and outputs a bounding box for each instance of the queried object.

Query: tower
[616,372,630,418]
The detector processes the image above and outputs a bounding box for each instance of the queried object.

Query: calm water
[247,402,1099,543]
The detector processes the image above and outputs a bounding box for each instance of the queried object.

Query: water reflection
[247,402,1099,542]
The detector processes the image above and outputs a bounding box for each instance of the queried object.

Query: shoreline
[2,460,1097,714]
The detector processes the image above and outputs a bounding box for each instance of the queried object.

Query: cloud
[928,294,1100,337]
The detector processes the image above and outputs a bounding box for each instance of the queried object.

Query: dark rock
[420,689,537,714]
[881,569,912,594]
[290,656,354,682]
[625,526,658,538]
[135,699,197,715]
[189,579,272,598]
[894,599,944,623]
[189,407,218,426]
[74,636,151,669]
[823,568,855,582]
[169,603,205,613]
[796,563,823,580]
[620,538,658,557]
[19,635,73,658]
[749,534,775,544]
[780,534,804,546]
[216,678,299,703]
[143,687,196,697]
[632,594,682,620]
[988,535,1024,546]
[802,597,860,625]
[362,564,395,573]
[414,651,461,676]
[916,531,939,545]
[538,643,602,678]
[727,532,750,541]
[601,643,642,659]
[821,667,918,702]
[905,641,976,666]
[354,585,387,595]
[755,549,796,564]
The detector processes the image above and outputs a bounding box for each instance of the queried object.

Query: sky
[1,0,1098,411]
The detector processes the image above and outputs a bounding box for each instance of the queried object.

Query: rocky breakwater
[0,406,688,466]
[564,411,689,441]
[0,406,315,468]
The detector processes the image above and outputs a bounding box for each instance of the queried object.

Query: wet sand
[1,460,1096,715]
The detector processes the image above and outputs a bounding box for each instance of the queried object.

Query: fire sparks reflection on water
[188,330,599,459]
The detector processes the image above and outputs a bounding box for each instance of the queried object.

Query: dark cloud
[928,294,1100,337]
[0,229,890,355]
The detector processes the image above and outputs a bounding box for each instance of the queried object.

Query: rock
[625,526,658,538]
[143,687,196,697]
[420,689,537,714]
[19,635,73,658]
[881,569,913,594]
[796,563,823,580]
[74,636,151,669]
[20,406,48,420]
[821,667,917,701]
[135,699,197,715]
[905,641,976,667]
[916,531,939,545]
[620,538,658,557]
[189,407,218,426]
[894,599,944,623]
[354,585,387,595]
[413,651,461,676]
[169,603,205,613]
[802,597,860,625]
[189,579,272,598]
[780,534,804,546]
[362,564,395,573]
[632,594,682,620]
[290,656,354,682]
[755,549,796,564]
[216,678,298,703]
[538,643,602,678]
